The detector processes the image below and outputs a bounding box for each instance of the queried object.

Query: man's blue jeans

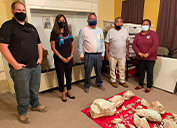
[84,53,103,88]
[9,64,41,115]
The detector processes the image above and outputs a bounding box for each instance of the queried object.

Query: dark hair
[88,13,97,19]
[115,17,123,22]
[52,14,71,35]
[142,19,151,26]
[11,1,25,10]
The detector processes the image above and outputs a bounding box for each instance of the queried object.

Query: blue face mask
[142,25,149,31]
[89,20,97,26]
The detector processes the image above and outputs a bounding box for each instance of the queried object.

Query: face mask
[58,21,66,28]
[14,12,26,22]
[142,25,149,31]
[115,24,123,30]
[89,20,97,26]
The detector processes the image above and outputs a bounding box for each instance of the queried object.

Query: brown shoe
[19,114,31,124]
[111,82,118,88]
[119,82,129,88]
[31,105,48,112]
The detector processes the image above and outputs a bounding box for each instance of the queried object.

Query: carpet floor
[0,73,176,128]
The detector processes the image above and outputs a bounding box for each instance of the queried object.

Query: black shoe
[61,98,67,102]
[66,93,75,99]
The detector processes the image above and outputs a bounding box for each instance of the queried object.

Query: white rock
[159,125,163,128]
[136,105,143,109]
[128,124,135,128]
[89,99,116,119]
[123,90,135,100]
[148,101,165,114]
[132,108,136,112]
[127,104,132,108]
[136,109,162,122]
[131,103,135,106]
[163,114,177,128]
[111,118,123,124]
[128,111,133,115]
[116,124,126,128]
[163,118,177,128]
[109,95,124,108]
[153,125,158,128]
[141,99,149,107]
[133,114,150,128]
[135,99,141,103]
[122,106,127,111]
[172,113,177,123]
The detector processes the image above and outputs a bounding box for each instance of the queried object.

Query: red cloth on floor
[81,91,171,128]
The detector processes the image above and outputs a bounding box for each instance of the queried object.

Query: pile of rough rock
[89,90,134,119]
[89,95,124,119]
[89,90,177,128]
[163,113,177,128]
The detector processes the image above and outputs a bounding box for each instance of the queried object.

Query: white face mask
[142,25,149,31]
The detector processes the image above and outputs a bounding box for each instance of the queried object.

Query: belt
[85,52,101,55]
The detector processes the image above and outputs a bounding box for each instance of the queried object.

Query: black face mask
[115,24,122,30]
[58,21,66,28]
[14,12,26,22]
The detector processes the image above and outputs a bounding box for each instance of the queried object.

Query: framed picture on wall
[42,16,51,29]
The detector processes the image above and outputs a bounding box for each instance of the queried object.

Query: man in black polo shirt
[0,2,47,124]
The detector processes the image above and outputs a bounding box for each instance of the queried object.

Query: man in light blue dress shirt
[78,13,105,93]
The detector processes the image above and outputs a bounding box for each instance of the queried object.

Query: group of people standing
[0,1,159,124]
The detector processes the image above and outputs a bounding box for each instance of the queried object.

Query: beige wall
[97,0,115,29]
[114,0,125,19]
[0,0,18,93]
[0,0,16,71]
[0,0,115,29]
[0,0,16,25]
[143,0,160,31]
[0,0,161,31]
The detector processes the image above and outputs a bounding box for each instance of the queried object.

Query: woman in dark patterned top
[50,14,75,102]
